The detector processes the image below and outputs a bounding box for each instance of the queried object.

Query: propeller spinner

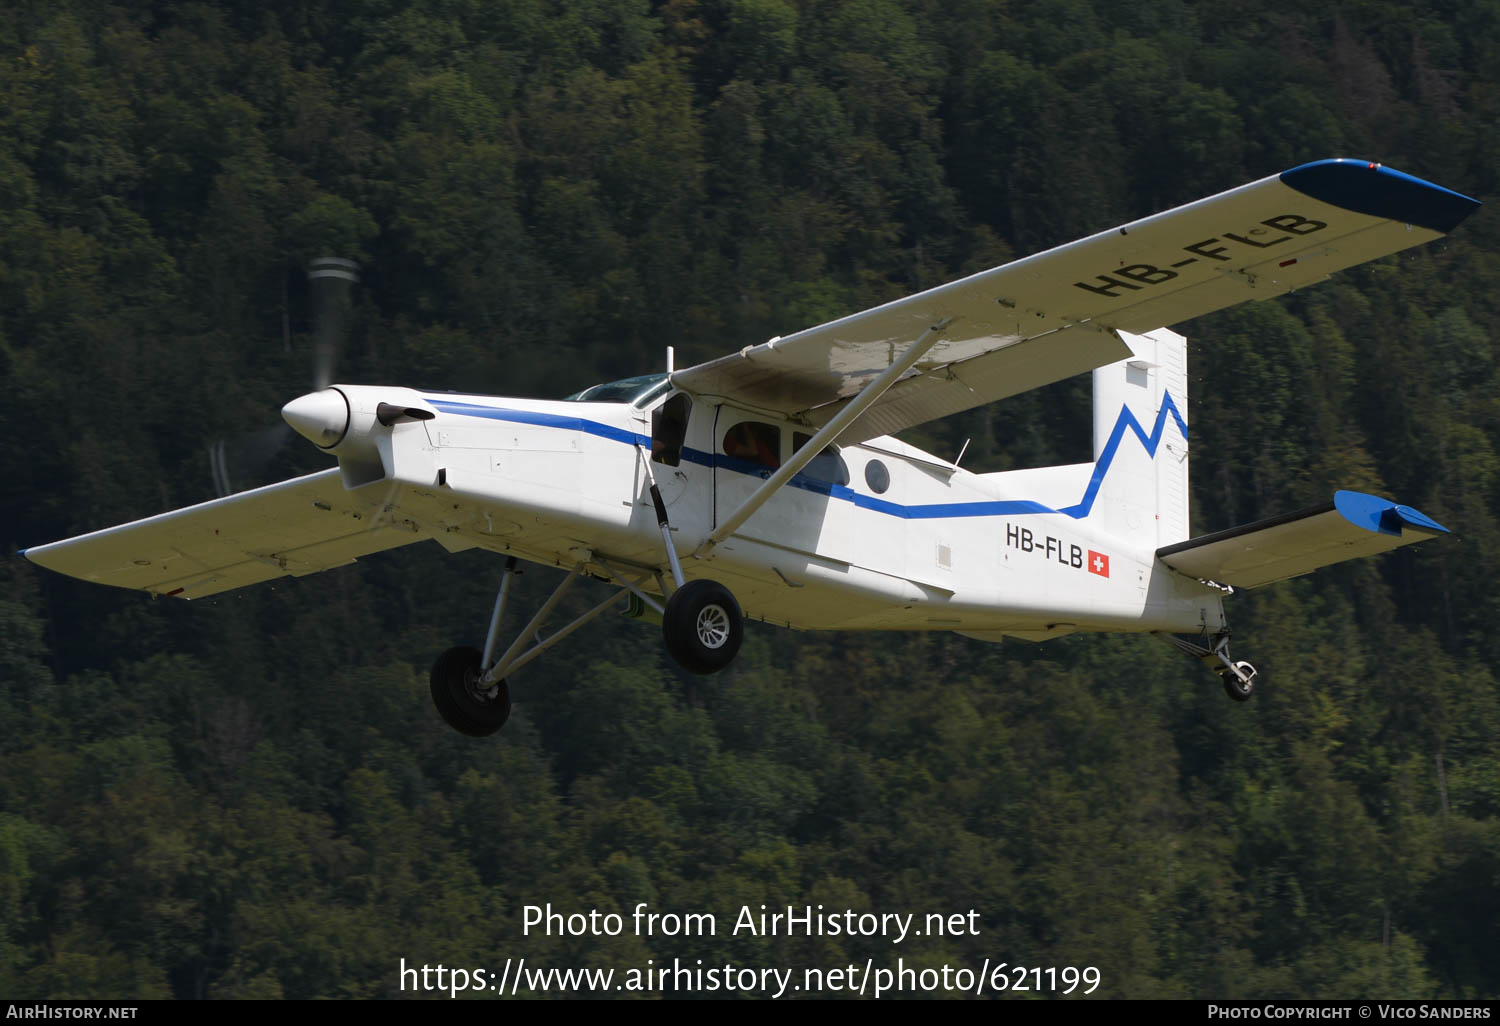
[281,388,350,448]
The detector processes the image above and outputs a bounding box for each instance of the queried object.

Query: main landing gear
[429,446,748,736]
[1161,630,1259,701]
[428,553,745,736]
[430,645,510,737]
[642,447,744,675]
[662,579,744,674]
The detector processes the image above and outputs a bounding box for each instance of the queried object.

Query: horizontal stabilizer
[22,470,426,599]
[1156,490,1448,589]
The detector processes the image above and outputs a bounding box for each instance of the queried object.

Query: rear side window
[722,421,781,469]
[793,433,850,485]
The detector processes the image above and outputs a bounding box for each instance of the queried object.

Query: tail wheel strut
[1159,630,1259,701]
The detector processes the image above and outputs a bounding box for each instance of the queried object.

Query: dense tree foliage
[2,0,1498,1000]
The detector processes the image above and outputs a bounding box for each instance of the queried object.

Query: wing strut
[693,318,951,557]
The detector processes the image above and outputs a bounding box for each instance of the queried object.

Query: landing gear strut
[641,443,744,674]
[427,447,752,736]
[427,549,745,736]
[428,557,624,737]
[1161,630,1259,701]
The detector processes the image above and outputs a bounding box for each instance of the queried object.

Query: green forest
[2,0,1499,1001]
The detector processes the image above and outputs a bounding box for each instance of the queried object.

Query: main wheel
[1220,661,1257,702]
[662,579,744,674]
[430,646,511,736]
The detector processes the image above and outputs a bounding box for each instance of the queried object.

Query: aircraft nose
[281,388,349,448]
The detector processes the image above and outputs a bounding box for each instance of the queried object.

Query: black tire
[1221,670,1255,702]
[430,646,511,736]
[662,579,744,674]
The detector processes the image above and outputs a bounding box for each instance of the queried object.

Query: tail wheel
[1220,661,1257,702]
[662,579,744,674]
[430,645,511,736]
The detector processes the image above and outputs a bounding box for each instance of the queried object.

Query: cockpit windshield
[562,372,671,407]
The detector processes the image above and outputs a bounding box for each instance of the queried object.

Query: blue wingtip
[1335,490,1450,536]
[1281,159,1480,234]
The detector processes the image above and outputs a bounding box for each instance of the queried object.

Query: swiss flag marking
[1088,550,1110,577]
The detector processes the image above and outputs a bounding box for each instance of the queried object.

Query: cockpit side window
[722,421,781,470]
[652,392,691,467]
[792,432,850,485]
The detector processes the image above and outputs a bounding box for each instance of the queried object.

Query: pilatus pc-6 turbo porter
[24,160,1480,735]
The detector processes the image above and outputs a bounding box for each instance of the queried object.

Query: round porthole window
[864,459,890,494]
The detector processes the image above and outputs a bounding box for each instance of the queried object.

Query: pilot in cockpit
[723,422,780,470]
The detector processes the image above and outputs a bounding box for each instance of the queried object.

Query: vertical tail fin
[1085,327,1190,547]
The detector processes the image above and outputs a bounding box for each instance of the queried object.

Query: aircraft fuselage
[385,389,1226,643]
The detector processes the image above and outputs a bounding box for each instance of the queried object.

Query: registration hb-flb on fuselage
[23,160,1479,736]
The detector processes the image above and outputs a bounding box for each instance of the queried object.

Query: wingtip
[1281,159,1480,234]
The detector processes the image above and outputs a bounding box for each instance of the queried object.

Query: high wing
[1156,490,1449,590]
[672,160,1479,443]
[21,470,426,599]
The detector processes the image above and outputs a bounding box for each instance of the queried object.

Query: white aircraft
[24,159,1480,735]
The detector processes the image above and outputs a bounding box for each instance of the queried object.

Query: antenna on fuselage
[955,437,971,468]
[666,346,675,375]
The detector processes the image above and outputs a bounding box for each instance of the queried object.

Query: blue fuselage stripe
[425,396,1188,522]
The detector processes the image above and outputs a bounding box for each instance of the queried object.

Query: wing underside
[22,470,427,599]
[673,160,1479,442]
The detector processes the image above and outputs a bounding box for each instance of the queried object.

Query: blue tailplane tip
[1335,490,1449,536]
